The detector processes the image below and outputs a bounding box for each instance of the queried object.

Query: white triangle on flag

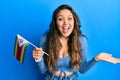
[16,34,49,56]
[17,34,29,47]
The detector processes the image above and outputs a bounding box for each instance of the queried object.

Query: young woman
[32,4,120,80]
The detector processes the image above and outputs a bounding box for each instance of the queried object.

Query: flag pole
[28,40,49,56]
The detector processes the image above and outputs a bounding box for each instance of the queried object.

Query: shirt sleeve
[79,36,97,74]
[35,33,48,74]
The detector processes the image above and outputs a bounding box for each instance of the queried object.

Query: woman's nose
[63,19,68,25]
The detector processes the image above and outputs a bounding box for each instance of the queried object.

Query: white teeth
[63,26,69,29]
[63,27,68,29]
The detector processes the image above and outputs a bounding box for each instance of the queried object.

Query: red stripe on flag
[14,34,29,63]
[20,44,28,63]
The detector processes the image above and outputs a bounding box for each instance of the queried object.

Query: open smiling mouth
[62,26,70,33]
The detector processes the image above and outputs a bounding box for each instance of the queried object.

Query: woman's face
[56,9,74,38]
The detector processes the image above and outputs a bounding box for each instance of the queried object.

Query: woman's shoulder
[79,35,87,43]
[39,31,49,43]
[39,31,49,48]
[40,31,49,40]
[79,35,88,53]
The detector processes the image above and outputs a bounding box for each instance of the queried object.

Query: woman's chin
[61,34,70,38]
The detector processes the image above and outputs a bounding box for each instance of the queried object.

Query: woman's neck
[59,36,68,44]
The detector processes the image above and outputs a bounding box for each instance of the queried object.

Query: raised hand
[32,48,44,60]
[95,52,120,64]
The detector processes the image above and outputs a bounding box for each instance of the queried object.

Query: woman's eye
[68,17,72,21]
[58,18,63,21]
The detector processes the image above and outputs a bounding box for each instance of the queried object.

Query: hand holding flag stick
[28,40,49,56]
[14,34,48,63]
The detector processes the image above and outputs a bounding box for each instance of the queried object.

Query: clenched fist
[32,48,44,60]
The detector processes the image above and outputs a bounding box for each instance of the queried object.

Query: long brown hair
[44,4,82,73]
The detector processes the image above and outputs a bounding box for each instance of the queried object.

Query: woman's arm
[36,57,47,74]
[79,36,97,74]
[33,33,48,74]
[79,36,120,74]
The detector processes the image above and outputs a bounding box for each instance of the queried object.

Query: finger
[35,48,43,51]
[102,57,117,64]
[33,49,43,54]
[116,58,120,63]
[33,55,41,60]
[100,53,112,58]
[110,57,120,62]
[103,53,112,57]
[32,52,43,60]
[108,57,120,64]
[104,59,116,64]
[34,51,43,56]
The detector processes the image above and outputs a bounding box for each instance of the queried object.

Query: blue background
[0,0,120,80]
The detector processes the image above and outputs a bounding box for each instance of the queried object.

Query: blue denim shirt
[36,32,97,74]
